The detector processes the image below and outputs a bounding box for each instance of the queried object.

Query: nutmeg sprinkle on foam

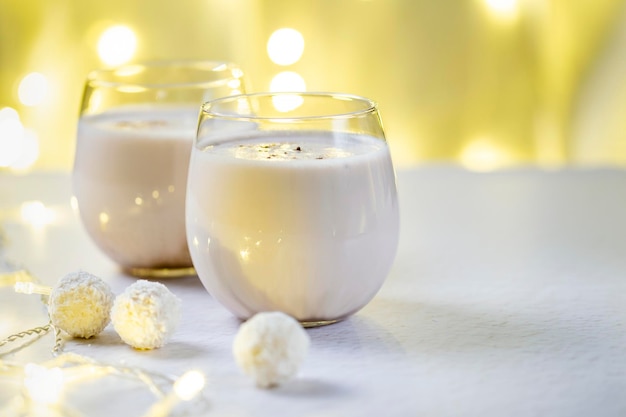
[229,142,355,161]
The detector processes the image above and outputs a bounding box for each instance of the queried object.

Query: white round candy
[111,280,181,349]
[48,270,114,338]
[233,311,310,388]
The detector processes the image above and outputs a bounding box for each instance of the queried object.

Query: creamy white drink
[73,106,197,272]
[186,130,400,323]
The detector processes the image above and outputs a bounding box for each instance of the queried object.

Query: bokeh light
[24,364,64,405]
[269,72,306,112]
[97,25,137,66]
[0,107,24,168]
[20,201,56,227]
[0,107,40,171]
[483,0,518,20]
[460,137,513,171]
[267,28,305,66]
[18,72,49,106]
[0,106,19,121]
[173,370,206,401]
[269,71,306,92]
[10,129,40,171]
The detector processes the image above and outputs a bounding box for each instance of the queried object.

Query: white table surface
[0,166,625,416]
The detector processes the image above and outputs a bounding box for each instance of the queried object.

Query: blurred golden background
[1,0,625,172]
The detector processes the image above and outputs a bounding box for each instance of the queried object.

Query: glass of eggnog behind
[73,61,245,278]
[186,92,400,326]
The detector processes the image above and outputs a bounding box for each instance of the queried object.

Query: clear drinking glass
[72,60,246,278]
[186,92,400,326]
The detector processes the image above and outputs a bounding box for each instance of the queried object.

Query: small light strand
[1,353,209,417]
[0,322,52,349]
[14,280,52,295]
[52,322,64,355]
[0,269,36,287]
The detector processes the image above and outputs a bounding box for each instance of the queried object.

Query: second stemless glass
[186,92,400,326]
[73,60,246,278]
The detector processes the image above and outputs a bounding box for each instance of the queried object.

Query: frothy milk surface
[186,131,400,322]
[73,107,197,269]
[204,133,381,161]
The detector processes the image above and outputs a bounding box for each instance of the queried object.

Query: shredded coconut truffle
[111,280,181,349]
[233,311,310,388]
[47,270,114,338]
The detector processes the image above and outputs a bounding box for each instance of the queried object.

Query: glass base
[300,319,341,328]
[124,266,196,279]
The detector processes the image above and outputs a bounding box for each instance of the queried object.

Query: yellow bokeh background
[1,0,625,172]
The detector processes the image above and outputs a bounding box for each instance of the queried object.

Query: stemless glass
[186,92,400,326]
[72,60,245,278]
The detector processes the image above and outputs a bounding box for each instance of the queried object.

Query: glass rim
[85,60,243,90]
[200,92,379,122]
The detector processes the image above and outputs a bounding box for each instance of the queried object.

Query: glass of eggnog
[186,92,400,326]
[73,60,245,278]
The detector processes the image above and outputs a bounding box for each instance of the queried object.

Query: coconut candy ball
[111,280,181,349]
[233,311,310,388]
[47,270,114,338]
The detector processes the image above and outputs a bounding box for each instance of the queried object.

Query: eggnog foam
[86,105,199,137]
